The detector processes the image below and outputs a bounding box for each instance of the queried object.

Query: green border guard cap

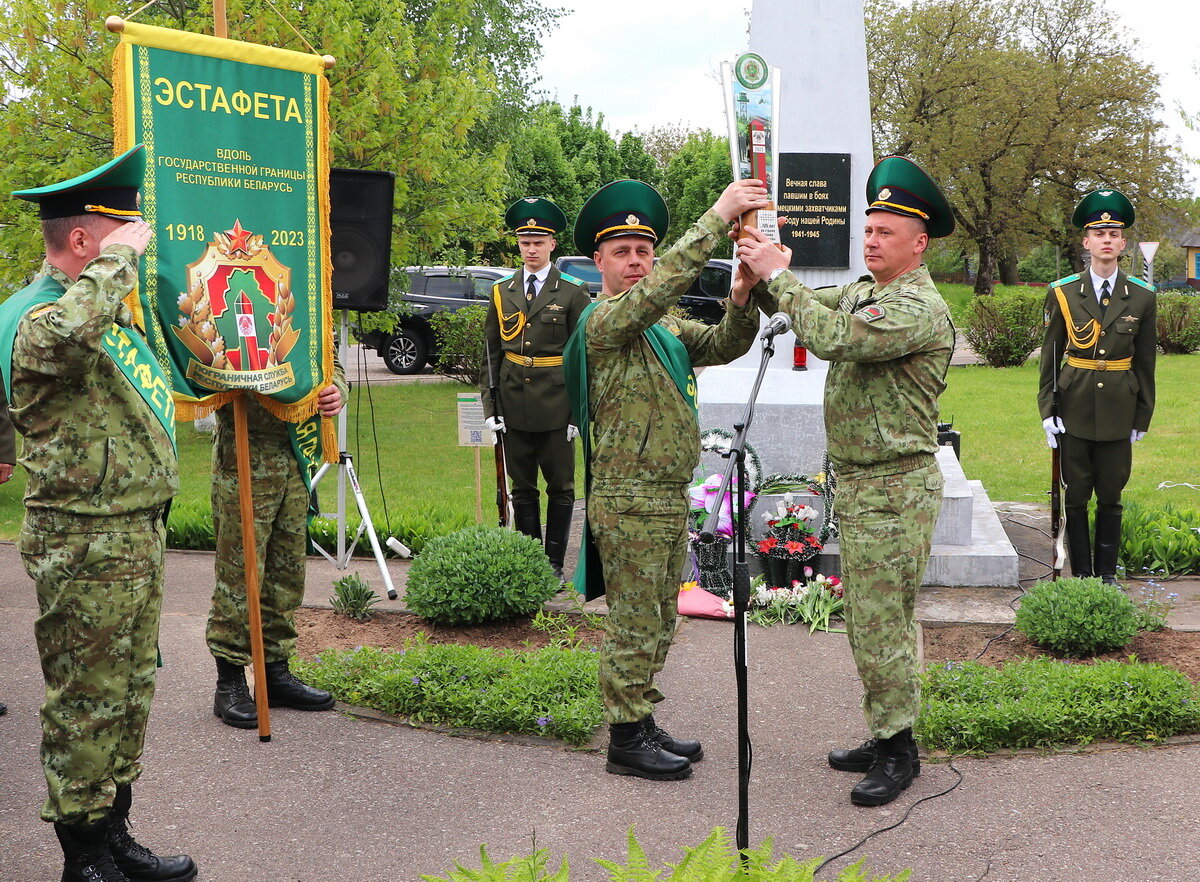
[13,144,146,222]
[573,179,669,256]
[505,196,567,237]
[865,155,954,238]
[1072,188,1134,230]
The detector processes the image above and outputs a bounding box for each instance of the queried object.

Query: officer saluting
[0,146,195,881]
[482,197,591,579]
[1039,188,1156,584]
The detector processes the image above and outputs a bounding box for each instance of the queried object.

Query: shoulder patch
[858,304,886,322]
[1126,275,1154,292]
[1050,273,1081,287]
[30,305,56,320]
[559,272,585,287]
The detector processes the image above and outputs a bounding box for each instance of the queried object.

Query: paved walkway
[2,510,1199,881]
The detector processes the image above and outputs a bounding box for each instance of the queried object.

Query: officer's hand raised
[713,179,770,224]
[99,220,154,257]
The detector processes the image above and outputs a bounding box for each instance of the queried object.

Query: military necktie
[1100,278,1111,309]
[527,276,537,302]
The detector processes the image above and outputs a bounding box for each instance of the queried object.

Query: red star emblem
[225,219,252,254]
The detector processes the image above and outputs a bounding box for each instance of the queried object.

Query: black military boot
[213,657,257,729]
[512,499,542,544]
[1094,510,1122,585]
[55,815,130,882]
[605,719,692,780]
[850,729,916,807]
[645,714,704,762]
[544,500,574,582]
[828,736,920,776]
[1065,510,1093,578]
[108,785,197,882]
[265,659,335,710]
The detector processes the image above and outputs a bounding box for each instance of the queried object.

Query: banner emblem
[176,220,301,394]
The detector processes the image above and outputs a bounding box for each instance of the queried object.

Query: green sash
[563,300,697,599]
[287,413,326,493]
[0,275,176,449]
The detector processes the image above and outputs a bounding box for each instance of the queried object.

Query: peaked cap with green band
[865,155,954,238]
[13,144,145,222]
[573,179,669,256]
[1072,188,1134,230]
[505,196,567,237]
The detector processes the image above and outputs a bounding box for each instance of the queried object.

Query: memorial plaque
[777,153,852,268]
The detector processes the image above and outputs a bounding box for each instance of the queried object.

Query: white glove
[1131,430,1146,443]
[484,416,506,434]
[1042,416,1065,449]
[566,424,580,442]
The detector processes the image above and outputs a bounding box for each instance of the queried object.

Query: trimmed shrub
[405,525,559,625]
[960,289,1044,367]
[1014,577,1139,657]
[1155,291,1200,355]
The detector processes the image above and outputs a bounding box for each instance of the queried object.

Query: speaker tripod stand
[308,312,401,599]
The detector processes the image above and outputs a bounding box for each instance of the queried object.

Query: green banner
[112,22,333,429]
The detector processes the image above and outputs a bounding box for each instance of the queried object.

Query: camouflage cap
[865,155,954,238]
[505,196,567,237]
[1072,188,1134,230]
[573,179,669,256]
[13,144,145,222]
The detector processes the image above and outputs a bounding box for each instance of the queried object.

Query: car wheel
[382,328,428,374]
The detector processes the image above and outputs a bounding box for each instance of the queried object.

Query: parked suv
[358,265,512,374]
[554,256,732,324]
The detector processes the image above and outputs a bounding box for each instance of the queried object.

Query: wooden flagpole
[211,0,271,742]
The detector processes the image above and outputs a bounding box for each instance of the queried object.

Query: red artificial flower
[806,536,822,547]
[757,536,778,553]
[784,540,806,555]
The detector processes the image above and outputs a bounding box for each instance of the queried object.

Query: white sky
[537,0,1200,195]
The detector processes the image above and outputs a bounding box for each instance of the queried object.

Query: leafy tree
[0,0,549,285]
[661,130,733,256]
[866,0,1187,295]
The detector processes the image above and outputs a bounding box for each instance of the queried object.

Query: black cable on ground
[348,338,394,536]
[812,759,965,879]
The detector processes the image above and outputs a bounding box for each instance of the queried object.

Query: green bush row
[918,657,1200,753]
[1156,292,1200,355]
[292,640,601,746]
[1121,501,1200,576]
[423,828,913,882]
[959,289,1044,367]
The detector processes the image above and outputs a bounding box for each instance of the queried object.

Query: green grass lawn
[0,354,1194,542]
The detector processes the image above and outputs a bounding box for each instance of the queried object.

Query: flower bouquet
[756,492,823,588]
[687,473,756,596]
[748,572,845,633]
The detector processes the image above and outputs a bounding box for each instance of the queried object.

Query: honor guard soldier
[738,156,957,807]
[1039,188,1156,583]
[0,146,196,881]
[564,177,768,780]
[482,197,591,579]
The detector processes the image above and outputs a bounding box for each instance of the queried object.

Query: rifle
[1050,343,1065,579]
[484,338,512,528]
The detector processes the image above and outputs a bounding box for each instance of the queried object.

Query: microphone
[760,312,792,340]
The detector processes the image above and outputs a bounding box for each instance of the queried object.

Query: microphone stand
[699,325,782,858]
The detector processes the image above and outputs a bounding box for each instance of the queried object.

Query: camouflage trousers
[837,458,943,738]
[207,438,307,665]
[589,486,689,724]
[20,509,166,823]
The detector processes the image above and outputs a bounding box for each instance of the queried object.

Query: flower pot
[690,537,732,596]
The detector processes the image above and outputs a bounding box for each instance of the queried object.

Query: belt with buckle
[1066,355,1131,372]
[505,352,563,368]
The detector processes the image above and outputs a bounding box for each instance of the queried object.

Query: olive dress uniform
[482,258,590,571]
[1038,269,1156,578]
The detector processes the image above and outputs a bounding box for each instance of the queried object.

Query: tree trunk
[999,254,1020,286]
[974,239,998,296]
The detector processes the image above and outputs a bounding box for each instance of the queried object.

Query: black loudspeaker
[329,168,395,312]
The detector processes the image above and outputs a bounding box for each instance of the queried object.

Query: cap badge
[1099,190,1113,196]
[626,214,639,225]
[1101,212,1111,221]
[878,188,891,200]
[524,197,538,203]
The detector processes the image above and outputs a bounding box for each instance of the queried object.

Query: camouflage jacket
[214,350,349,446]
[7,249,178,516]
[582,209,758,491]
[763,264,955,473]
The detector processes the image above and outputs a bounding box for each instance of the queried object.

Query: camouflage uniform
[582,209,758,723]
[3,250,178,823]
[206,363,348,665]
[765,264,954,737]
